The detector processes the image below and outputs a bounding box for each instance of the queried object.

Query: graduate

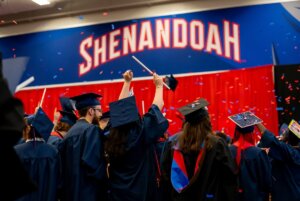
[59,92,107,201]
[99,110,110,135]
[47,110,77,147]
[14,107,60,201]
[228,112,272,201]
[161,99,238,201]
[104,70,169,201]
[0,53,36,200]
[257,120,300,201]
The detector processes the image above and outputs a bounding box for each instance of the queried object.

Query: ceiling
[0,0,187,26]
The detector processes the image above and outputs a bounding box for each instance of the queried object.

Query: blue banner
[1,2,300,87]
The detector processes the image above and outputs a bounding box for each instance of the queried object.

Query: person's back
[105,71,169,201]
[229,125,272,201]
[229,146,272,201]
[59,93,107,201]
[257,123,300,201]
[14,108,60,201]
[14,141,60,201]
[161,99,237,201]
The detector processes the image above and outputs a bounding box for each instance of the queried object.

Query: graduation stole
[171,141,206,193]
[233,133,255,167]
[51,131,64,139]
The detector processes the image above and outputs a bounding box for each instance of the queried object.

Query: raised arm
[152,73,164,110]
[118,70,133,100]
[256,123,267,134]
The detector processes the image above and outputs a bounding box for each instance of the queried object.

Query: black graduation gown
[161,134,238,201]
[260,130,300,201]
[229,145,272,201]
[0,79,36,200]
[14,141,60,201]
[108,105,169,201]
[59,119,107,201]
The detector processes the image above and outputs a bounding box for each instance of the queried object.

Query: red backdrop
[15,65,278,138]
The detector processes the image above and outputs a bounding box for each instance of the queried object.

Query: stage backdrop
[15,65,278,137]
[3,1,300,136]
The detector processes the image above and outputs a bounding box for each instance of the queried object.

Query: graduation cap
[59,110,77,126]
[109,96,139,128]
[178,98,209,124]
[70,92,102,110]
[59,97,75,112]
[279,123,289,136]
[229,111,262,131]
[100,111,110,120]
[2,56,29,93]
[288,119,300,139]
[25,107,53,141]
[165,74,178,91]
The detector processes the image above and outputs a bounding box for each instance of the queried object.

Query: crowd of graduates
[1,63,300,201]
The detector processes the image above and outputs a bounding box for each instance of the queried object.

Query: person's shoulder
[39,142,59,154]
[207,133,220,145]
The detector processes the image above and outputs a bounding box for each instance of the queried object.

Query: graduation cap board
[70,92,102,110]
[59,110,77,126]
[229,111,263,128]
[279,123,289,136]
[59,97,75,112]
[178,98,209,124]
[26,107,54,141]
[109,96,139,128]
[288,119,300,139]
[165,74,178,91]
[2,56,30,93]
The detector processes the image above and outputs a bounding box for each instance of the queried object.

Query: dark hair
[216,131,231,144]
[105,122,138,158]
[22,118,42,140]
[54,121,71,132]
[78,107,90,117]
[178,115,214,153]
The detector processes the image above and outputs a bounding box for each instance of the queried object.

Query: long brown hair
[178,115,214,153]
[104,122,137,158]
[54,121,71,132]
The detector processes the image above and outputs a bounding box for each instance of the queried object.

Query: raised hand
[153,73,163,88]
[123,70,133,83]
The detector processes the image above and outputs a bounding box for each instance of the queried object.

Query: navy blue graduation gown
[260,130,300,201]
[161,135,238,201]
[47,131,63,148]
[229,145,272,201]
[14,141,60,201]
[108,105,169,201]
[59,119,107,201]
